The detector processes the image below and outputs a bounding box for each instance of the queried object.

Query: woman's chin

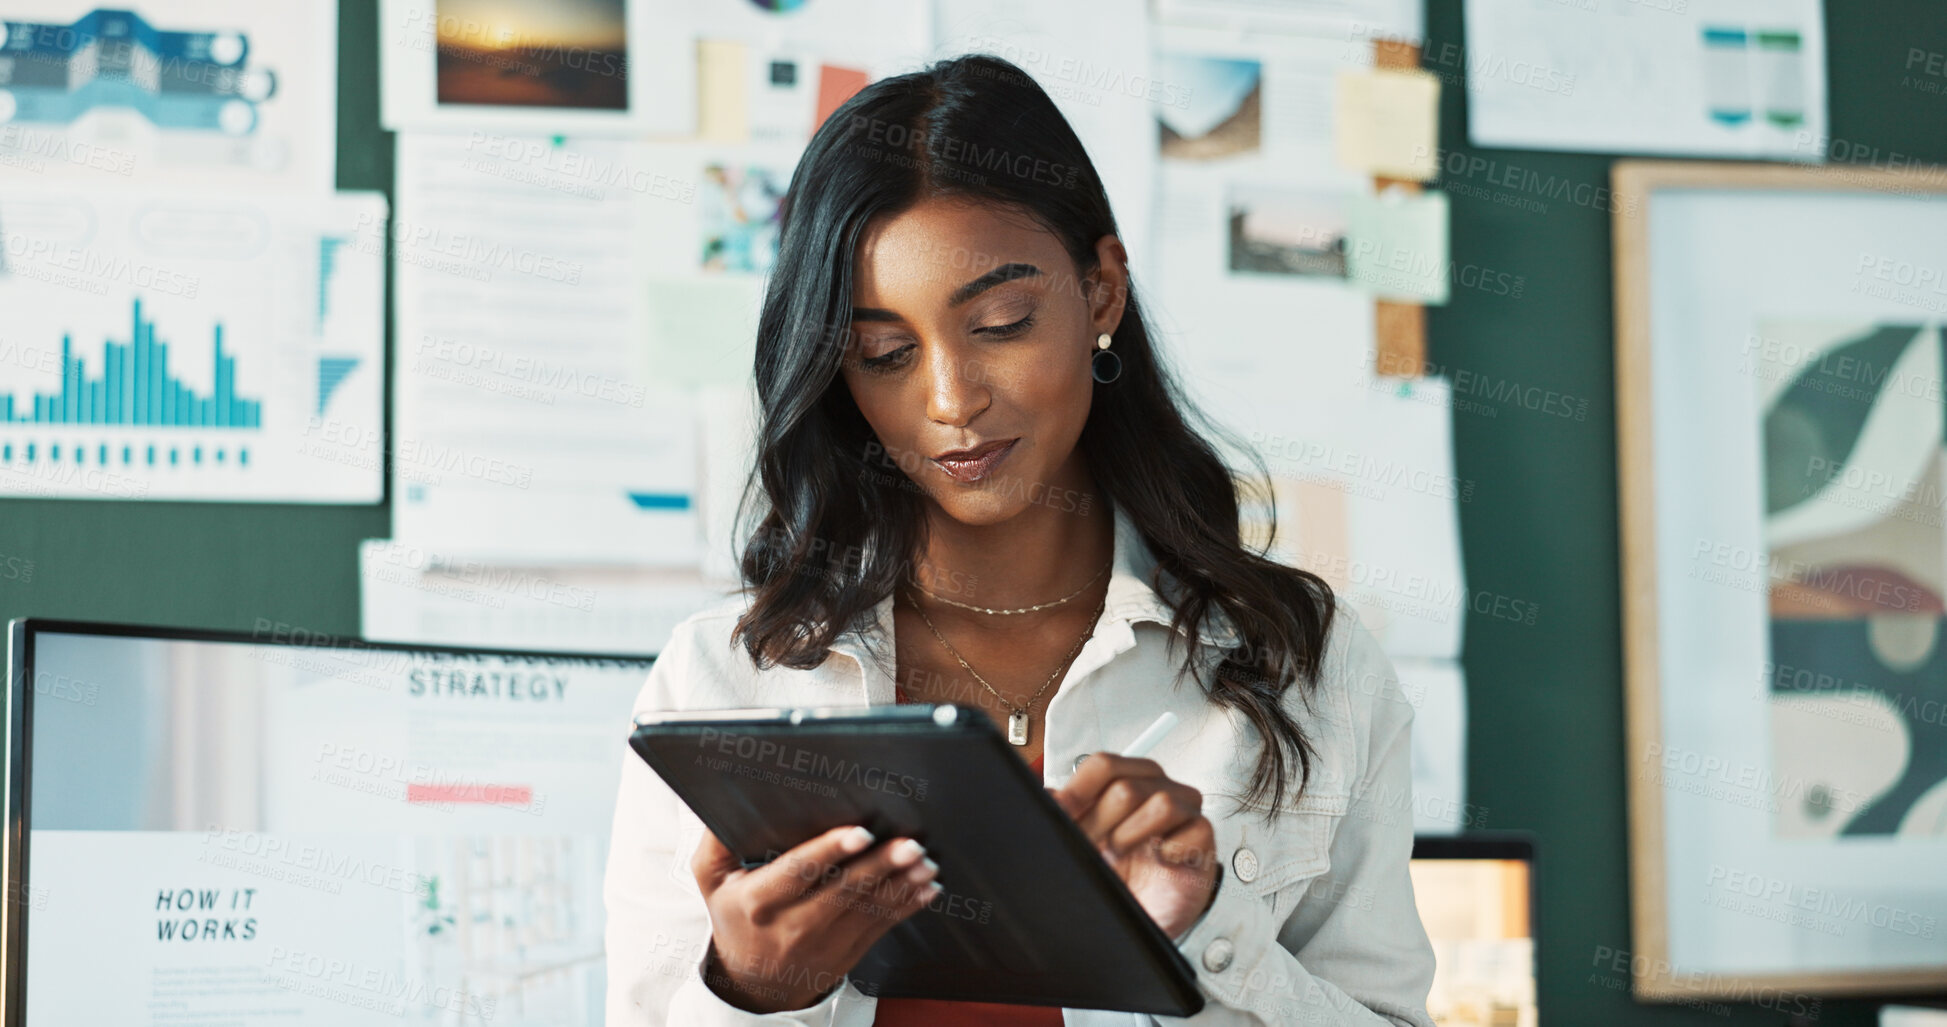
[926,485,1033,527]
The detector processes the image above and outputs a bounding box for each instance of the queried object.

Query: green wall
[1434,0,1942,1022]
[1,1,1938,1020]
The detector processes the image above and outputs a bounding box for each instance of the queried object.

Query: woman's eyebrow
[851,262,1044,322]
[948,262,1042,306]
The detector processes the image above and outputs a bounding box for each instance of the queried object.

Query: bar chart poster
[0,187,385,502]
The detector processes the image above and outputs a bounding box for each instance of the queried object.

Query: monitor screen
[11,624,652,1026]
[1410,843,1538,1027]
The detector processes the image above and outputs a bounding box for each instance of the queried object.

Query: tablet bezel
[630,702,1206,1015]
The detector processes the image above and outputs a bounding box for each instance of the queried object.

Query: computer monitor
[3,619,655,1027]
[1411,833,1540,1027]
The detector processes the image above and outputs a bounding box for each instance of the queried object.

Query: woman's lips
[930,439,1017,484]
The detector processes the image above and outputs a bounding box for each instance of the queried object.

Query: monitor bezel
[3,616,657,1027]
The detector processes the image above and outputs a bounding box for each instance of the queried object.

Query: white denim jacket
[604,508,1437,1026]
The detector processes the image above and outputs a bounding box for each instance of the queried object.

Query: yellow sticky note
[1334,68,1440,181]
[698,39,749,144]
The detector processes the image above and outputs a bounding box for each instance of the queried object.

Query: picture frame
[1615,158,1947,999]
[378,0,695,136]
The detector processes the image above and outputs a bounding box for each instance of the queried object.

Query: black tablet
[629,703,1205,1016]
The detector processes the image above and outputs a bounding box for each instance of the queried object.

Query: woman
[605,53,1436,1025]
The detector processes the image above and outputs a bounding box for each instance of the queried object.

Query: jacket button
[1202,938,1235,973]
[1232,847,1259,884]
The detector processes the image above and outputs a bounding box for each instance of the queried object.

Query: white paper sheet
[1155,0,1423,46]
[0,0,338,190]
[390,133,701,565]
[1232,375,1466,661]
[693,0,932,74]
[360,539,735,656]
[1463,0,1827,159]
[1146,29,1376,451]
[0,187,385,502]
[1396,657,1469,834]
[1344,377,1467,660]
[697,382,763,583]
[377,0,694,136]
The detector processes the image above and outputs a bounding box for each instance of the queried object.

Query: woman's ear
[1088,234,1130,337]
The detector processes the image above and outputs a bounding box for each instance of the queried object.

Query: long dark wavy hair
[732,54,1337,815]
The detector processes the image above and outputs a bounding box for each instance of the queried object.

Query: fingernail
[921,857,939,874]
[840,826,875,854]
[923,882,944,901]
[892,838,926,865]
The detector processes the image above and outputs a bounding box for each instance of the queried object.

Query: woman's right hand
[691,824,942,1013]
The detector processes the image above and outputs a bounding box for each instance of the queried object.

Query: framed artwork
[1615,159,1947,998]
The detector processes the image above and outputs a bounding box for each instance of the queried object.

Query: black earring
[1091,332,1121,384]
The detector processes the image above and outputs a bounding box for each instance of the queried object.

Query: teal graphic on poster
[1754,320,1947,837]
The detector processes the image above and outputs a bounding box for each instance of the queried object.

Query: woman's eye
[860,343,915,371]
[976,313,1036,339]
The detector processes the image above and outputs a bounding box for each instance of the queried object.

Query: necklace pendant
[1006,709,1030,745]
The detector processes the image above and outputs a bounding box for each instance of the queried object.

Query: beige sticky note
[1280,476,1353,591]
[697,39,749,143]
[1334,68,1440,181]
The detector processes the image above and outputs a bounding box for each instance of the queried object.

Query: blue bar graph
[2,299,260,428]
[318,236,349,332]
[316,355,358,415]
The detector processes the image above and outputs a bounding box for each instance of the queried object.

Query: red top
[876,689,1063,1026]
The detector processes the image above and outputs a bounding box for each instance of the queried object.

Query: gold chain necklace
[904,588,1105,745]
[912,560,1111,616]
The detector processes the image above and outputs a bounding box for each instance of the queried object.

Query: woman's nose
[923,343,991,427]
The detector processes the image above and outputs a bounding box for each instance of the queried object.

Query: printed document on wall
[1463,0,1826,158]
[1155,0,1422,46]
[1397,658,1469,834]
[360,539,737,656]
[0,187,385,502]
[693,0,931,74]
[1147,28,1374,448]
[0,0,338,189]
[378,0,694,136]
[1239,378,1466,661]
[391,133,699,565]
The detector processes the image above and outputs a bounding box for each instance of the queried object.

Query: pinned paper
[643,278,765,389]
[749,53,815,144]
[816,64,871,133]
[1347,187,1451,304]
[1397,659,1469,834]
[1343,377,1467,660]
[1334,68,1440,181]
[360,541,735,657]
[698,40,750,143]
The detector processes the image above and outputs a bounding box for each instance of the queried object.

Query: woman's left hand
[1050,753,1219,940]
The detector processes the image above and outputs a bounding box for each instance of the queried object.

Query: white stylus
[1118,711,1180,759]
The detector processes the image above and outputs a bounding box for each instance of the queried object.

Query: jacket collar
[831,503,1239,669]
